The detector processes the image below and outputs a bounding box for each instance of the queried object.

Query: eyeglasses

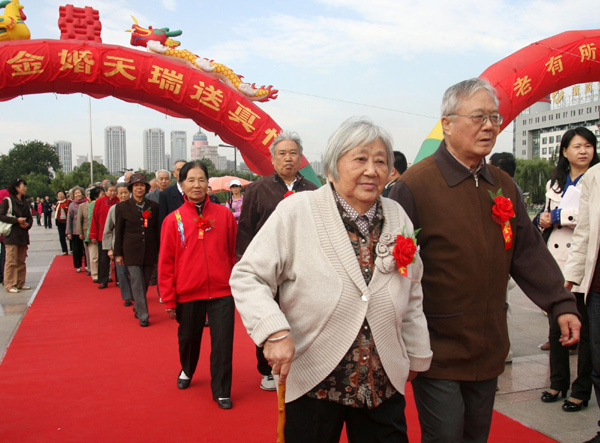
[448,113,504,126]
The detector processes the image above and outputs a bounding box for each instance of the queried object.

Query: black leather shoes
[541,389,567,403]
[178,373,191,390]
[139,319,149,327]
[563,399,589,412]
[124,299,132,307]
[98,283,108,289]
[216,398,232,409]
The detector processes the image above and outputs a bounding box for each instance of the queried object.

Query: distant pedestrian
[224,180,243,223]
[55,191,71,255]
[35,198,42,226]
[67,187,87,273]
[42,195,53,229]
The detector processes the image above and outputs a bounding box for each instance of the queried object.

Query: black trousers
[56,221,68,253]
[285,393,408,443]
[97,240,110,285]
[71,236,85,269]
[44,213,52,228]
[176,296,234,399]
[548,292,592,400]
[256,290,279,376]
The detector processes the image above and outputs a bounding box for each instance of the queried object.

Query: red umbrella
[208,176,252,192]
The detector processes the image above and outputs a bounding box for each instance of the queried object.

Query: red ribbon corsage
[488,189,515,250]
[142,209,152,228]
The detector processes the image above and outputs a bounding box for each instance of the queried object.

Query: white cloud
[162,0,177,11]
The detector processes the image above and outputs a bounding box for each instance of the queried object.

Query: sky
[0,0,598,172]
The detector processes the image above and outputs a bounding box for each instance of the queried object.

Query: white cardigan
[230,184,432,403]
[564,163,600,300]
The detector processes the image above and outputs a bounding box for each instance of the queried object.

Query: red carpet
[0,256,556,442]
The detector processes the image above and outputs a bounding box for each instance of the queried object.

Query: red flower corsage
[193,215,215,240]
[392,232,419,277]
[283,191,295,198]
[488,189,515,250]
[142,209,152,228]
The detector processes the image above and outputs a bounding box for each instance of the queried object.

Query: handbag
[0,197,14,236]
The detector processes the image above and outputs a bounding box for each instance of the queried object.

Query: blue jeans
[587,291,600,409]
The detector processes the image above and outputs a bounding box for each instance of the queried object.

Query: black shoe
[124,299,132,307]
[139,319,149,327]
[92,279,98,283]
[134,311,139,319]
[87,271,91,276]
[584,432,600,443]
[541,389,567,403]
[177,373,191,390]
[562,399,589,412]
[204,319,210,327]
[215,398,232,409]
[98,283,108,289]
[108,278,113,283]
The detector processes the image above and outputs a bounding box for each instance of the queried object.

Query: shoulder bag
[0,197,14,236]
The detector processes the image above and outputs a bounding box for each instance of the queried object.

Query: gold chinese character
[58,49,94,74]
[104,56,136,81]
[573,85,580,96]
[262,128,279,146]
[228,102,261,133]
[552,91,564,103]
[545,55,563,76]
[585,83,593,94]
[190,81,224,111]
[580,43,597,62]
[148,66,184,94]
[513,76,532,97]
[6,51,44,76]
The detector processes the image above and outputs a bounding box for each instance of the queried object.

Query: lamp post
[218,144,237,175]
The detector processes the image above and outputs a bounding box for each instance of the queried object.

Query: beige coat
[564,163,600,299]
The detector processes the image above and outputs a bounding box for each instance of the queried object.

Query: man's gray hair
[441,78,499,117]
[323,117,394,182]
[103,179,117,191]
[115,182,129,191]
[155,169,170,178]
[270,131,303,157]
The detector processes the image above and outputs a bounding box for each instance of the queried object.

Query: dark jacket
[0,195,33,245]
[235,172,318,260]
[158,184,184,230]
[41,199,53,215]
[389,141,578,381]
[114,198,160,266]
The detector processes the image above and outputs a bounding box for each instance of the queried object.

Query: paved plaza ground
[0,224,598,442]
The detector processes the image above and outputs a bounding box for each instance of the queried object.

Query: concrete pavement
[0,223,598,442]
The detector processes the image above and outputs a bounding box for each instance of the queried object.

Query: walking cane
[277,382,286,443]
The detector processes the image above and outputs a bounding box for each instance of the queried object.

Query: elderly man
[146,169,171,203]
[381,151,407,197]
[236,131,318,391]
[158,160,186,228]
[389,78,581,442]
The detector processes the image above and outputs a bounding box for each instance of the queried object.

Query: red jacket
[89,196,118,241]
[158,197,237,309]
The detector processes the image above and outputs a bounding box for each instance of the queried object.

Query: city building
[55,140,72,172]
[170,130,187,163]
[310,160,324,176]
[104,126,127,175]
[514,82,600,161]
[165,153,171,172]
[189,127,219,167]
[76,155,88,167]
[143,128,165,172]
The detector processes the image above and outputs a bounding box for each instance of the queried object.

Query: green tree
[514,158,555,205]
[24,172,54,199]
[0,140,61,188]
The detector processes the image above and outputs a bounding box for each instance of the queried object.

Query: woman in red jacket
[158,161,237,410]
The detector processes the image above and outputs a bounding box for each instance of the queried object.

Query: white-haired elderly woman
[230,117,432,442]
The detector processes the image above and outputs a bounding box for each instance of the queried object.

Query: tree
[514,158,555,205]
[24,172,54,199]
[50,161,116,193]
[0,140,60,188]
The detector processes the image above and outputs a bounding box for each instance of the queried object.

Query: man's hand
[263,331,295,385]
[165,308,176,319]
[565,281,574,291]
[107,250,114,260]
[557,313,581,347]
[115,255,123,266]
[539,212,553,229]
[407,370,418,382]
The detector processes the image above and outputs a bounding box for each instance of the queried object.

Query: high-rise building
[76,155,88,167]
[190,127,219,167]
[310,160,324,176]
[171,130,187,163]
[104,126,127,175]
[514,82,600,160]
[55,140,72,172]
[144,128,166,172]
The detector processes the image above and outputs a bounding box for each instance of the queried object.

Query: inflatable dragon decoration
[127,17,278,102]
[0,0,30,41]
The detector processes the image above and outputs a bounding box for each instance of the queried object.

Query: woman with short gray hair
[231,117,431,441]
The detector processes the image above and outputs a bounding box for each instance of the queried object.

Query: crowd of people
[2,76,600,442]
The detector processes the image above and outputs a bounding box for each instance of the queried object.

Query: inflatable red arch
[415,29,600,162]
[0,38,319,183]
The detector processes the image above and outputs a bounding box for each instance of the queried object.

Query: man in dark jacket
[159,160,186,229]
[235,131,318,391]
[42,195,53,229]
[389,78,580,442]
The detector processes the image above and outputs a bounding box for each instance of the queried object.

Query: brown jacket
[114,198,159,266]
[389,141,578,381]
[0,195,32,245]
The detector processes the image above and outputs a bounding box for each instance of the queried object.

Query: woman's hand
[407,370,418,382]
[115,255,123,266]
[539,212,553,229]
[107,250,114,260]
[165,308,176,319]
[79,235,84,240]
[91,239,97,244]
[263,331,295,385]
[67,234,72,240]
[17,217,26,224]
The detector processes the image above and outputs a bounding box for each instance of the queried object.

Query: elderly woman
[230,118,432,442]
[66,186,87,273]
[114,175,159,327]
[0,178,33,293]
[159,161,237,410]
